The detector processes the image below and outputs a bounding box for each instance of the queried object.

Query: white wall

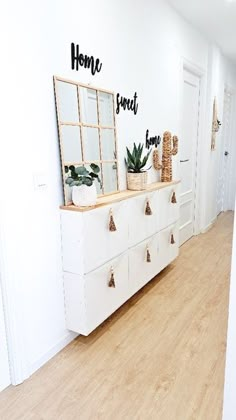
[1,0,236,382]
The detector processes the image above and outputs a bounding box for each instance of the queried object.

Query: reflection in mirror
[83,127,100,161]
[102,163,118,194]
[98,92,114,126]
[80,88,98,125]
[100,129,116,161]
[61,126,82,162]
[56,81,79,123]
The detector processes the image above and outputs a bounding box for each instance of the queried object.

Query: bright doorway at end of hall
[179,68,201,246]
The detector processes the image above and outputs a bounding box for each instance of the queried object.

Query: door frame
[179,58,206,237]
[0,214,30,386]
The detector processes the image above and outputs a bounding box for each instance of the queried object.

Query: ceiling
[168,0,236,65]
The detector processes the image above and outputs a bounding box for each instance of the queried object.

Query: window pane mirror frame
[54,75,119,205]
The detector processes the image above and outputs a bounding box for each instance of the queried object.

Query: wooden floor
[0,212,234,420]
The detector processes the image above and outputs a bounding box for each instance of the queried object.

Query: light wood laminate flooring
[0,212,234,420]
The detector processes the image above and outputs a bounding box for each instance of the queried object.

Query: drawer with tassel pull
[158,223,179,272]
[61,201,129,275]
[64,253,129,335]
[129,233,161,294]
[128,190,159,247]
[158,184,180,230]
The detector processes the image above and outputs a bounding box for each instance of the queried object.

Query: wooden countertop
[60,180,180,212]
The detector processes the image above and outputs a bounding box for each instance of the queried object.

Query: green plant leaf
[75,166,89,176]
[89,172,98,178]
[65,177,74,185]
[82,177,93,186]
[65,166,69,174]
[90,163,100,174]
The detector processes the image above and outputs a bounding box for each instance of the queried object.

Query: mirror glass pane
[102,163,118,194]
[83,127,100,161]
[56,81,79,123]
[99,92,114,126]
[61,125,82,162]
[100,129,116,161]
[80,88,98,125]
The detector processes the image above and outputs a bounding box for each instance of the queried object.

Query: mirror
[54,76,119,205]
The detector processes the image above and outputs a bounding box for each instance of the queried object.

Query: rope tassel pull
[170,233,175,245]
[109,209,117,232]
[108,267,116,288]
[145,200,152,215]
[146,247,151,262]
[171,191,177,204]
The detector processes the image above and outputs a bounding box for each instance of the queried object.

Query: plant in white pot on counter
[65,164,102,207]
[125,143,152,190]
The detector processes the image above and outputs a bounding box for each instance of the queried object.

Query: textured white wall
[0,0,235,380]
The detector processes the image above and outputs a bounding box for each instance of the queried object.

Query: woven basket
[127,172,148,191]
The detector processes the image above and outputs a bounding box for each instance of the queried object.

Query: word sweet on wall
[116,92,138,115]
[71,43,102,75]
[146,130,161,149]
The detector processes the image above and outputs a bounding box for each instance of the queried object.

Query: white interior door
[217,89,232,214]
[179,69,200,246]
[0,283,10,392]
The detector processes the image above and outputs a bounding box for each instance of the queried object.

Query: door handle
[180,159,189,162]
[224,151,229,156]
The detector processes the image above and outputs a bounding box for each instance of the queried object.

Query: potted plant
[125,143,152,190]
[65,164,102,207]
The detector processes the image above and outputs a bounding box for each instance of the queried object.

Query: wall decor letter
[71,43,103,75]
[146,129,161,149]
[116,92,138,115]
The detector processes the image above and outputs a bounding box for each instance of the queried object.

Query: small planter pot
[72,183,97,207]
[127,172,148,191]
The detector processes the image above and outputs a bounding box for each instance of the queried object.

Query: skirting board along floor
[0,211,234,420]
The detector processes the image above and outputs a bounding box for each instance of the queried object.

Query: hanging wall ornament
[108,267,116,288]
[146,247,151,262]
[145,200,152,215]
[109,209,117,231]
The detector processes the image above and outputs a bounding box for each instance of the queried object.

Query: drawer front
[159,223,179,272]
[64,272,87,335]
[83,201,129,273]
[129,234,161,294]
[128,191,159,247]
[84,253,129,334]
[61,211,84,275]
[159,185,180,230]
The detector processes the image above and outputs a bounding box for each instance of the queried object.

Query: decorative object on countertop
[171,191,177,204]
[65,163,101,207]
[157,131,179,182]
[109,208,117,232]
[171,233,175,245]
[145,200,152,215]
[211,97,221,151]
[108,267,115,288]
[146,247,151,263]
[153,149,162,171]
[125,143,152,191]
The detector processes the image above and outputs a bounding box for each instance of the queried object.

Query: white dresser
[60,181,180,336]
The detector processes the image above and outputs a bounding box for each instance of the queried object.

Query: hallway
[0,212,233,420]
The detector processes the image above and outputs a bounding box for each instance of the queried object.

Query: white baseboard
[29,331,78,376]
[201,216,217,234]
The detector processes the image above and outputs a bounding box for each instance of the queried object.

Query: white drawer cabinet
[60,181,180,335]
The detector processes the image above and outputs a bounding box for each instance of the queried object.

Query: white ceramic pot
[72,183,97,207]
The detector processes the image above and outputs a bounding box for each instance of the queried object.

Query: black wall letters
[71,43,102,75]
[116,92,138,115]
[146,130,161,149]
